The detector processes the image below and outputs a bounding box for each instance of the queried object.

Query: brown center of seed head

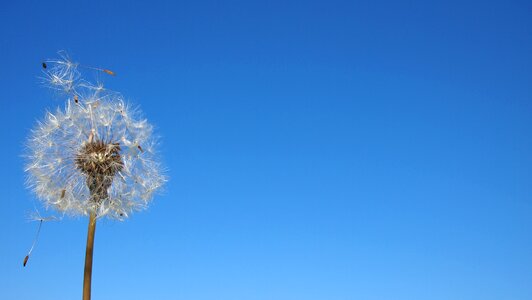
[75,140,123,200]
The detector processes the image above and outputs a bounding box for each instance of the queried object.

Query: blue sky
[1,0,531,299]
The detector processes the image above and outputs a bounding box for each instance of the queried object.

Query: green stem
[83,212,97,300]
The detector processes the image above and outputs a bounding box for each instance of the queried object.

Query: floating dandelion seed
[103,69,115,76]
[23,208,60,267]
[25,53,166,299]
[23,219,42,267]
[40,51,115,96]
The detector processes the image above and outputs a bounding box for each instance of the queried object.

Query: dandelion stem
[83,211,97,300]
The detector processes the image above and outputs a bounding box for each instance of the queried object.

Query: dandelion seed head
[27,54,166,219]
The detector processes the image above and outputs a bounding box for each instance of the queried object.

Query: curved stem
[83,212,97,300]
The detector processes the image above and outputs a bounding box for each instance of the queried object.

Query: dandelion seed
[23,219,42,266]
[23,214,50,268]
[79,63,116,77]
[23,209,60,267]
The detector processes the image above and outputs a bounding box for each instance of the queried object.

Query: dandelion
[25,53,166,299]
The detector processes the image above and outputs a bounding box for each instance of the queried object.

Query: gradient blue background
[1,0,532,299]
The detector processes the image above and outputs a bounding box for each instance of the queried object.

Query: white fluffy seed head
[26,54,166,219]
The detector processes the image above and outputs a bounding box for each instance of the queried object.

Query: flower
[26,55,166,219]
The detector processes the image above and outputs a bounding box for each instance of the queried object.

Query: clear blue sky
[1,0,531,299]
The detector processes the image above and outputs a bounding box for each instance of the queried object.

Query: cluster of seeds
[26,53,165,219]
